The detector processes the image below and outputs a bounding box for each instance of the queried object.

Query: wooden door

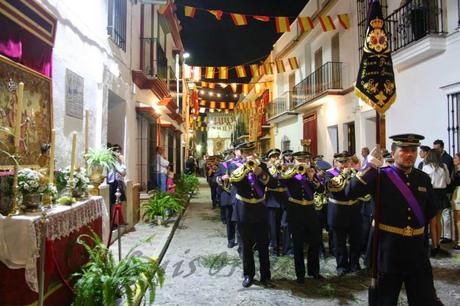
[314,48,323,93]
[303,113,318,156]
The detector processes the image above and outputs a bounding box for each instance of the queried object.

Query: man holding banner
[354,1,441,305]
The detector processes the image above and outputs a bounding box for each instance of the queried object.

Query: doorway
[314,48,323,93]
[303,113,318,156]
[344,121,356,155]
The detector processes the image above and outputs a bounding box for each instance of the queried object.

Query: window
[447,92,460,155]
[281,136,291,152]
[108,0,127,51]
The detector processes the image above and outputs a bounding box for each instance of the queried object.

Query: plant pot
[89,166,105,196]
[22,193,42,212]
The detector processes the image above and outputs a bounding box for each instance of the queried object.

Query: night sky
[176,0,309,82]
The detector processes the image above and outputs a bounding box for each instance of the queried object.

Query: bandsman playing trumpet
[280,149,295,256]
[228,141,272,288]
[280,151,324,283]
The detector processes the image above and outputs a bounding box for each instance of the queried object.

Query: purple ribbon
[382,167,425,226]
[294,174,313,199]
[328,168,340,177]
[248,171,264,198]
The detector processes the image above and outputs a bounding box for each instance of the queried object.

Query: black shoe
[242,276,253,288]
[227,241,237,248]
[440,238,453,244]
[350,264,361,273]
[311,274,325,280]
[337,268,347,277]
[430,248,439,257]
[260,275,271,283]
[296,276,305,284]
[453,245,460,250]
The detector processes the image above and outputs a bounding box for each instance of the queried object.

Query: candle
[14,82,24,149]
[70,131,77,182]
[49,129,55,184]
[84,109,89,154]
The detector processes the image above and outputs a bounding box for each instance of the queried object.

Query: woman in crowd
[422,149,450,256]
[167,164,176,193]
[450,153,460,249]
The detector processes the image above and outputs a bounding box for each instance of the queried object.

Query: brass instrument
[314,191,328,211]
[281,162,308,179]
[269,160,284,177]
[229,158,261,182]
[222,168,232,192]
[327,167,356,192]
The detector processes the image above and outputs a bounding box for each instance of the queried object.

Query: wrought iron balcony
[140,37,169,80]
[385,0,445,53]
[293,61,343,108]
[267,91,297,120]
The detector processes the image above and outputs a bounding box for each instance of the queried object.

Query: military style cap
[232,139,243,149]
[223,149,234,156]
[313,155,324,161]
[389,134,424,147]
[236,141,256,151]
[282,149,293,156]
[334,151,351,162]
[292,151,311,158]
[383,152,394,160]
[316,160,332,170]
[267,148,281,158]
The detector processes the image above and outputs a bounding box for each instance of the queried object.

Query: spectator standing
[450,153,460,249]
[185,155,196,174]
[167,164,176,193]
[422,149,450,256]
[156,146,169,192]
[107,144,127,227]
[199,157,206,177]
[361,147,369,164]
[418,145,430,169]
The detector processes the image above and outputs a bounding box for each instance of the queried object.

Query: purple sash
[223,162,228,169]
[328,168,340,177]
[382,167,425,226]
[294,174,313,199]
[248,171,264,198]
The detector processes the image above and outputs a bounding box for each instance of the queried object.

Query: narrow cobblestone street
[152,182,460,305]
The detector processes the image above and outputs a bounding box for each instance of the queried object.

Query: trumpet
[295,163,308,175]
[245,158,260,171]
[270,160,284,176]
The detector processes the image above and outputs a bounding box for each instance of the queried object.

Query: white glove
[367,145,383,168]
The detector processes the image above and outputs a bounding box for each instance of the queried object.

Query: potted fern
[72,232,164,306]
[142,192,183,225]
[85,147,116,194]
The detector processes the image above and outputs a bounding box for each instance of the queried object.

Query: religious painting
[0,55,52,167]
[213,137,224,155]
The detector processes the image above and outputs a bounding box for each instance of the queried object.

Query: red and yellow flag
[253,15,270,22]
[199,100,206,106]
[158,3,170,15]
[229,102,235,109]
[220,102,226,109]
[298,17,314,33]
[201,81,208,87]
[275,17,290,33]
[275,60,286,73]
[263,63,273,75]
[235,65,247,78]
[208,10,223,21]
[230,83,238,93]
[319,16,336,31]
[230,13,248,26]
[208,83,215,89]
[218,67,228,79]
[192,66,201,81]
[209,101,216,109]
[242,84,249,95]
[205,67,215,79]
[250,64,260,77]
[255,84,261,94]
[288,57,300,70]
[338,14,350,30]
[184,6,196,18]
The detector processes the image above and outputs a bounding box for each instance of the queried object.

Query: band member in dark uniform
[229,141,272,288]
[280,149,295,256]
[281,151,323,283]
[345,134,440,305]
[326,151,362,276]
[314,158,332,257]
[206,156,220,209]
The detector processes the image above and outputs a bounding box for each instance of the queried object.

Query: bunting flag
[220,102,226,109]
[263,63,273,75]
[184,6,196,17]
[205,67,214,79]
[201,81,208,88]
[288,57,300,70]
[338,14,350,30]
[235,65,247,78]
[275,17,290,33]
[218,67,228,79]
[192,66,201,81]
[255,84,261,94]
[355,0,396,114]
[250,64,260,77]
[275,60,286,73]
[208,83,215,89]
[229,102,235,109]
[208,10,223,20]
[230,13,248,26]
[209,101,216,109]
[242,84,249,94]
[230,83,238,93]
[319,16,336,31]
[184,65,192,79]
[199,100,207,106]
[158,3,170,15]
[298,16,314,33]
[253,15,270,22]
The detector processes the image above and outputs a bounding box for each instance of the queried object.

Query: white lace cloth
[0,196,107,293]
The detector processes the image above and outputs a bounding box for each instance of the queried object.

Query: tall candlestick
[14,82,24,149]
[70,131,77,183]
[84,109,89,154]
[49,129,55,184]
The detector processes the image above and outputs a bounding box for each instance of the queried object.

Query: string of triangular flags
[198,82,271,95]
[184,57,300,80]
[180,5,349,33]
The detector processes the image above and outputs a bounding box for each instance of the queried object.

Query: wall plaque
[65,69,84,119]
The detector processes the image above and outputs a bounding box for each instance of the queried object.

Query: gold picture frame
[0,55,53,169]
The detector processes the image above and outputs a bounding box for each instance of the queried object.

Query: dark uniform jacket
[325,168,362,228]
[265,165,288,208]
[214,159,241,206]
[346,165,437,274]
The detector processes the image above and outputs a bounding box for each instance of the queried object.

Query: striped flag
[208,83,215,89]
[229,102,235,109]
[218,67,228,79]
[208,10,223,21]
[201,81,208,87]
[230,13,248,26]
[158,3,170,15]
[263,63,273,75]
[338,14,350,30]
[253,15,270,22]
[288,57,300,70]
[192,66,201,81]
[220,102,226,109]
[209,101,216,109]
[199,100,206,106]
[184,65,192,79]
[235,65,247,78]
[250,64,260,77]
[275,17,290,33]
[205,67,215,79]
[242,84,249,94]
[275,60,286,73]
[184,6,196,18]
[319,16,336,31]
[230,83,238,93]
[255,84,261,94]
[298,16,314,33]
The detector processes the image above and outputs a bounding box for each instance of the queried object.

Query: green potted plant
[55,167,89,199]
[142,192,183,225]
[85,147,116,194]
[72,232,164,306]
[17,168,56,211]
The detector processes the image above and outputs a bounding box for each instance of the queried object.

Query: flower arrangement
[56,167,90,194]
[17,168,47,194]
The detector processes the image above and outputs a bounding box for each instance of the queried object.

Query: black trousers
[238,222,270,280]
[223,205,236,244]
[332,223,362,271]
[210,183,218,208]
[377,270,437,306]
[288,216,321,278]
[267,207,282,249]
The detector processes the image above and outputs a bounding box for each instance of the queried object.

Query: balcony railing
[267,91,296,119]
[293,61,343,108]
[140,37,168,80]
[385,0,445,53]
